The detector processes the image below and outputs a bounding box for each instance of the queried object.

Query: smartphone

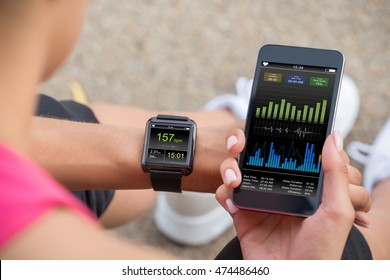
[233,44,344,216]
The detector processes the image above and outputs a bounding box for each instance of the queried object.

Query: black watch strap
[156,114,189,121]
[150,170,182,193]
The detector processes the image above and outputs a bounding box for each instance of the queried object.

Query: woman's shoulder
[0,143,95,249]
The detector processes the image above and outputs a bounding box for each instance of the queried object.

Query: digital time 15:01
[167,152,185,160]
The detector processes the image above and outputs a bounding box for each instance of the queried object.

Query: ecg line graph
[260,125,320,137]
[253,120,323,142]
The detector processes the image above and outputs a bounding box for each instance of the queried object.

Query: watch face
[142,120,196,174]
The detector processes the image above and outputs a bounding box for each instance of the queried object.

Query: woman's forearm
[29,116,240,193]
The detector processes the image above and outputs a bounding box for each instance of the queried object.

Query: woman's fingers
[215,184,239,216]
[349,184,371,212]
[354,211,370,229]
[347,164,362,186]
[226,128,245,154]
[219,157,241,188]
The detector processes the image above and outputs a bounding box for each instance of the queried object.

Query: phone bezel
[233,44,345,217]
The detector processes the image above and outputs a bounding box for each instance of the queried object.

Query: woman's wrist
[182,123,240,193]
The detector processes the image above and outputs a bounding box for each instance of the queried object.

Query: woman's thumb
[321,131,354,216]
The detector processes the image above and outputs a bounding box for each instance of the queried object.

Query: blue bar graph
[247,142,321,173]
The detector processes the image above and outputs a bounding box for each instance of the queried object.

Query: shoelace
[347,141,373,164]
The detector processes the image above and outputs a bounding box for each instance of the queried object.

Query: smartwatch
[141,115,197,192]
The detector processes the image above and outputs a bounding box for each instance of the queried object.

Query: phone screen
[233,46,344,216]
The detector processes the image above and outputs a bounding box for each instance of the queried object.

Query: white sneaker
[154,191,233,246]
[348,119,390,193]
[204,75,360,138]
[334,75,360,139]
[203,76,252,120]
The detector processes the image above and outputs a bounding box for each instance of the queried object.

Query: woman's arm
[0,207,177,259]
[29,116,242,193]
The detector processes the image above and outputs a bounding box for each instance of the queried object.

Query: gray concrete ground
[41,0,390,259]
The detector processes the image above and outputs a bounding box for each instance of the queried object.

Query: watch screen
[146,125,190,165]
[240,62,337,198]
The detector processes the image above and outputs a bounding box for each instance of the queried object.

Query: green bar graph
[273,104,279,119]
[261,106,267,118]
[297,110,302,122]
[285,103,291,120]
[291,106,296,121]
[256,108,261,118]
[256,98,328,124]
[314,102,321,123]
[302,105,308,122]
[279,99,285,119]
[267,102,273,119]
[308,108,314,123]
[320,100,327,124]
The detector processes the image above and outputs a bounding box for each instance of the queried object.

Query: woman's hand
[216,129,371,259]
